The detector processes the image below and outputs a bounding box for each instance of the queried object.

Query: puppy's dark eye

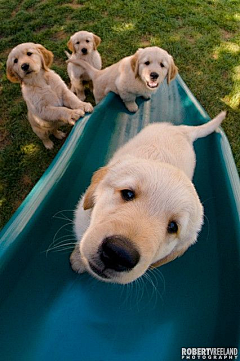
[160,62,164,68]
[167,221,178,234]
[86,40,90,43]
[145,61,150,66]
[27,52,32,56]
[120,189,135,202]
[76,41,80,44]
[14,58,18,64]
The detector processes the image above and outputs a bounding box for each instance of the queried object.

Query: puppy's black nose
[21,63,29,71]
[150,72,159,80]
[81,48,88,55]
[21,63,29,72]
[100,236,140,272]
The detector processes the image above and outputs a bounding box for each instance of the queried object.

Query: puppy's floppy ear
[67,38,75,53]
[6,59,21,83]
[150,245,189,268]
[93,35,101,50]
[36,44,54,70]
[167,56,178,84]
[83,166,108,210]
[131,50,140,78]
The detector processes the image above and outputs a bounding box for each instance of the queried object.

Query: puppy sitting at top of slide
[70,111,226,284]
[7,43,93,149]
[65,31,102,101]
[67,46,178,112]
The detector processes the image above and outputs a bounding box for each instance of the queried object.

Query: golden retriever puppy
[7,43,93,149]
[65,31,102,101]
[70,111,226,284]
[68,46,178,112]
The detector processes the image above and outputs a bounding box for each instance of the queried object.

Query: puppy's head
[131,46,178,89]
[74,158,203,284]
[67,31,101,56]
[6,43,53,83]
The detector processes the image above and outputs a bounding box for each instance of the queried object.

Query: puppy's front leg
[124,101,139,113]
[120,92,138,112]
[62,87,93,114]
[70,246,87,274]
[36,103,84,125]
[142,94,151,100]
[42,106,85,125]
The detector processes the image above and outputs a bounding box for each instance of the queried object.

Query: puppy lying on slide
[65,30,102,101]
[7,43,93,149]
[70,111,226,284]
[67,46,178,112]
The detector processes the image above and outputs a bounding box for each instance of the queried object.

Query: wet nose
[21,63,29,72]
[100,236,140,272]
[150,72,159,80]
[81,48,88,55]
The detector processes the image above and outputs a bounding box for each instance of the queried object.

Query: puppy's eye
[86,40,90,43]
[160,62,164,68]
[76,41,80,44]
[145,61,150,66]
[120,189,135,202]
[167,221,178,234]
[27,52,32,56]
[14,58,18,64]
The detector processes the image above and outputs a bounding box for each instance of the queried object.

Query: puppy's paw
[43,139,54,149]
[142,95,151,100]
[125,102,138,113]
[82,102,93,113]
[53,130,66,140]
[70,247,86,274]
[68,109,85,124]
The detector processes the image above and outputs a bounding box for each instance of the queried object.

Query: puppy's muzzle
[147,72,160,89]
[99,236,140,272]
[21,63,30,72]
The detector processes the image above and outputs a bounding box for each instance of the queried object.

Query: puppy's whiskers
[53,209,75,223]
[203,213,210,242]
[120,281,136,309]
[49,245,76,254]
[149,266,166,297]
[143,272,158,307]
[45,238,76,254]
[46,209,76,256]
[134,277,146,310]
[143,268,165,307]
[46,222,74,254]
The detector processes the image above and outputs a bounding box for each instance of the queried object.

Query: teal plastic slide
[0,76,239,361]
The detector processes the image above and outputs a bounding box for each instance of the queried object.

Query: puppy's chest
[22,83,63,108]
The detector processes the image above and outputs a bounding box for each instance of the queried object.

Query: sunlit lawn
[0,0,239,228]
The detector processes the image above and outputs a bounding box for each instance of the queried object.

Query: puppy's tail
[65,50,71,59]
[66,58,99,80]
[184,111,226,142]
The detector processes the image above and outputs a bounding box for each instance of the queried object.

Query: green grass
[0,0,239,229]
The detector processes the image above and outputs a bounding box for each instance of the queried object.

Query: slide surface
[0,76,239,361]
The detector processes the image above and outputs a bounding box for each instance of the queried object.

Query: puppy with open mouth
[67,46,178,112]
[70,111,226,284]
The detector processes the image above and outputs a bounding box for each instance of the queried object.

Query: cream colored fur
[66,31,102,101]
[71,111,226,284]
[68,46,178,112]
[7,42,93,149]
